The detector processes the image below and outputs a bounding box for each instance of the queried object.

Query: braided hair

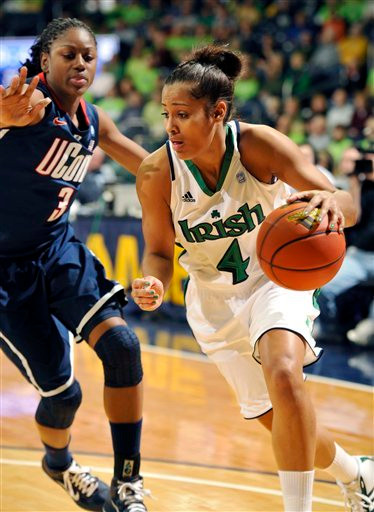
[165,45,245,123]
[21,18,97,76]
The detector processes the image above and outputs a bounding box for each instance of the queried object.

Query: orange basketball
[256,201,346,291]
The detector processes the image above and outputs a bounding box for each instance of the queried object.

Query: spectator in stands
[316,149,374,343]
[327,125,353,167]
[308,26,341,88]
[307,114,330,151]
[299,142,336,185]
[326,88,354,131]
[349,90,371,140]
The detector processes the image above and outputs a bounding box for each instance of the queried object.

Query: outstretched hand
[287,189,345,232]
[132,276,164,311]
[0,66,51,127]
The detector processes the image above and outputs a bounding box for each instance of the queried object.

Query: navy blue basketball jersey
[0,73,99,256]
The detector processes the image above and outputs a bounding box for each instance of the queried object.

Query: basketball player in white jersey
[132,45,374,512]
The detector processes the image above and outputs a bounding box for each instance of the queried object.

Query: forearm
[142,252,174,291]
[333,189,358,227]
[347,177,362,221]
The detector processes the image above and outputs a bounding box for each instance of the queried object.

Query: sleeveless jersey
[168,120,291,291]
[0,73,99,257]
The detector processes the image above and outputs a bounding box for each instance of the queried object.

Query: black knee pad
[35,380,82,429]
[94,325,143,388]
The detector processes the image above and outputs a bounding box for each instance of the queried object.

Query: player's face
[161,83,218,159]
[41,28,97,98]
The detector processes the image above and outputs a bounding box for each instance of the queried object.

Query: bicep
[137,166,175,260]
[241,125,336,192]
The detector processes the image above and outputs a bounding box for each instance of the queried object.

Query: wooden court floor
[1,334,373,512]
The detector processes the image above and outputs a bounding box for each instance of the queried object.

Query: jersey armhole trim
[234,119,241,146]
[166,141,175,181]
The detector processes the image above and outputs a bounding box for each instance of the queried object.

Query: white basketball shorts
[185,278,322,419]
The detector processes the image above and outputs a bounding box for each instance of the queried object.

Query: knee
[263,360,304,400]
[94,325,143,387]
[35,380,82,429]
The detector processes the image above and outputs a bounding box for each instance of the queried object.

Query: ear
[213,100,227,122]
[40,52,49,73]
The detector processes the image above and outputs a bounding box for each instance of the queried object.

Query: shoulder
[238,122,287,148]
[137,145,171,200]
[236,122,303,182]
[139,145,170,176]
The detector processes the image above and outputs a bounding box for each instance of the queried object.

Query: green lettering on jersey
[178,202,265,243]
[217,239,250,284]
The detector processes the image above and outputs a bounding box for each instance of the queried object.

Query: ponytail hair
[21,17,96,76]
[165,45,245,122]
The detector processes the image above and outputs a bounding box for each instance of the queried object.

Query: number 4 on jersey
[217,239,250,284]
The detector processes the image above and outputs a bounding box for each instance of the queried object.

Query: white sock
[278,470,314,512]
[324,442,359,483]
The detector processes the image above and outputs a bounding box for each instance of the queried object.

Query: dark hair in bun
[165,45,245,122]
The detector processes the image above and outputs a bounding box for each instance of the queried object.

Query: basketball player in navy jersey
[0,18,149,512]
[131,45,374,512]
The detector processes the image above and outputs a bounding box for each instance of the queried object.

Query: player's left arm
[96,106,149,176]
[240,124,357,230]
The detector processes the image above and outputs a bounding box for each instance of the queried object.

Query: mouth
[170,140,184,151]
[69,76,88,87]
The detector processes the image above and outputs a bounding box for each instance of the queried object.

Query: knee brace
[94,325,143,388]
[35,380,82,429]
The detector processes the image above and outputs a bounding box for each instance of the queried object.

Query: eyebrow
[161,102,190,106]
[58,44,96,50]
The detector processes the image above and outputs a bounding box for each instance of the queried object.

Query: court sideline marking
[141,343,373,392]
[1,457,344,508]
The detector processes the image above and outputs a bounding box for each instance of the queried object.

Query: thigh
[0,309,73,396]
[0,257,73,395]
[186,284,272,419]
[250,281,322,367]
[44,236,127,342]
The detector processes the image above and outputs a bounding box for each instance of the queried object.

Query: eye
[84,55,94,62]
[178,112,188,119]
[161,112,169,119]
[64,53,75,60]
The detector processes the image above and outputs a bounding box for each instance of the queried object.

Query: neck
[192,124,227,176]
[43,74,82,118]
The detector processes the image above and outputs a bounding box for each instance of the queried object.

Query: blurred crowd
[2,0,374,346]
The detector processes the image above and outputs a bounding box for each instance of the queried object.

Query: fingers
[24,75,40,98]
[15,66,27,94]
[132,276,164,311]
[6,75,20,96]
[3,67,33,98]
[287,190,345,232]
[26,97,51,122]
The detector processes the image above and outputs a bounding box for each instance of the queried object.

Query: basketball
[256,201,346,291]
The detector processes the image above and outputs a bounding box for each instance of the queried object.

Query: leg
[258,329,316,511]
[87,316,143,424]
[257,392,374,511]
[85,316,149,512]
[259,329,316,471]
[257,410,336,469]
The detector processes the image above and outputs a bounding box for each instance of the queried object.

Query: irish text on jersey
[178,202,265,243]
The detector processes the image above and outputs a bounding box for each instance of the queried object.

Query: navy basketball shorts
[0,233,126,397]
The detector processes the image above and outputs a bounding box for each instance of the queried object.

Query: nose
[165,116,178,136]
[73,54,86,70]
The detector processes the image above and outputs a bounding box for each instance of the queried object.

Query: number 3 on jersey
[217,239,250,284]
[48,187,75,222]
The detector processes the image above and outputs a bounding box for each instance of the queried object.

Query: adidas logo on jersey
[182,191,196,202]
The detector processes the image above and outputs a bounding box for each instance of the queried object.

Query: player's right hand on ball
[132,276,164,311]
[0,67,51,127]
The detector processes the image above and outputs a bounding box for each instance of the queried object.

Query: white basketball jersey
[168,120,291,291]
